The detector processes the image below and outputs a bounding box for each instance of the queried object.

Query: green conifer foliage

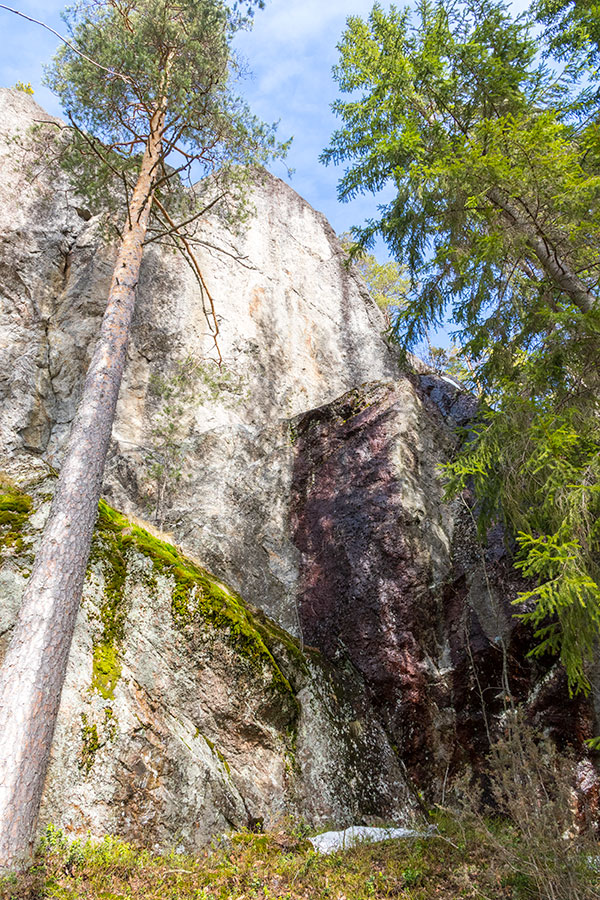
[324,0,600,694]
[44,0,285,237]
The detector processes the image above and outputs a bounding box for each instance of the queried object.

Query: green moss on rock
[199,733,231,775]
[92,643,122,700]
[0,493,32,515]
[0,490,33,556]
[92,500,301,709]
[79,714,101,775]
[251,608,310,681]
[87,505,130,699]
[215,746,231,775]
[78,708,117,775]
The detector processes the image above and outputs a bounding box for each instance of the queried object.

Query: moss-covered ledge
[0,479,305,714]
[92,500,302,711]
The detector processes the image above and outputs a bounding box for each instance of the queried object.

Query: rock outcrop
[289,379,596,799]
[0,87,398,636]
[1,457,416,850]
[0,88,597,848]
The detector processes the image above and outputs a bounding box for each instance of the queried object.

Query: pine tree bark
[0,116,163,870]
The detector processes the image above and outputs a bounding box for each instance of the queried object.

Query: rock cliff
[0,88,596,849]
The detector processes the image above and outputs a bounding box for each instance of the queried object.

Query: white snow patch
[308,825,430,854]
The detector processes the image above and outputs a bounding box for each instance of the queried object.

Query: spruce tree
[324,0,600,696]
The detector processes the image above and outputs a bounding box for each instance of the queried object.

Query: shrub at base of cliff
[448,718,600,900]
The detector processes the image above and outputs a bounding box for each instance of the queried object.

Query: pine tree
[0,0,284,868]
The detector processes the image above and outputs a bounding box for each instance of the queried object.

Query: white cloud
[239,0,369,46]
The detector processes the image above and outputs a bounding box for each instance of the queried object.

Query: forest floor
[2,810,599,900]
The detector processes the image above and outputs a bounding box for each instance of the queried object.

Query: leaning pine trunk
[0,118,162,869]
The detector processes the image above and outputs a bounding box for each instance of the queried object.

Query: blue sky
[0,0,384,239]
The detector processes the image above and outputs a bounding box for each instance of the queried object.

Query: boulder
[0,460,416,850]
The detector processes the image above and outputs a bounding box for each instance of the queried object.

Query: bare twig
[143,192,226,245]
[153,195,223,365]
[0,4,132,83]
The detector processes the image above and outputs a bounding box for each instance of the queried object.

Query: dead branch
[153,195,223,365]
[144,192,226,244]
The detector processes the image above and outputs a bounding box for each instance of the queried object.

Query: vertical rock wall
[0,88,597,841]
[289,377,597,799]
[1,459,417,850]
[0,87,398,633]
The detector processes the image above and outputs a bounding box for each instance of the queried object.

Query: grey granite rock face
[0,87,398,632]
[0,90,421,842]
[0,460,416,850]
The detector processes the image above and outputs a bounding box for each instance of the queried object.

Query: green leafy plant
[445,389,600,694]
[340,233,408,327]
